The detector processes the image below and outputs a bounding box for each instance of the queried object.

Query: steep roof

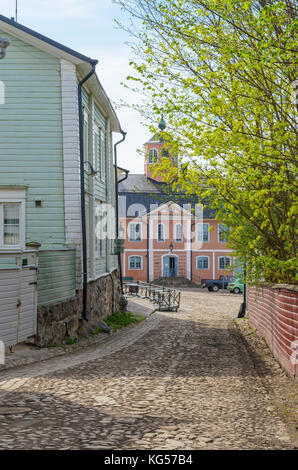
[118,174,215,219]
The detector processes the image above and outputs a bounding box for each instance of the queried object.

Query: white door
[0,252,38,347]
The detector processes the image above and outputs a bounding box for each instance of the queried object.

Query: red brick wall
[247,286,298,380]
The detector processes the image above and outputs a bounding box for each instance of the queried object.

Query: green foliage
[65,337,77,345]
[105,311,146,332]
[116,0,298,283]
[92,311,146,334]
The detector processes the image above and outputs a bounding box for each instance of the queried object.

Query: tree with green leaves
[115,0,298,284]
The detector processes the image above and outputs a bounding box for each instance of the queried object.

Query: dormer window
[148,149,158,163]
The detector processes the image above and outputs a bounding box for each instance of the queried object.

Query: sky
[1,0,150,173]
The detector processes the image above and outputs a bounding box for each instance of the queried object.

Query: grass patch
[65,337,77,345]
[92,311,146,335]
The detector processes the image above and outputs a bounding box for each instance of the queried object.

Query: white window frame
[157,222,165,242]
[0,189,26,251]
[148,149,158,163]
[93,124,100,174]
[128,255,143,270]
[83,110,89,162]
[218,224,228,243]
[128,222,142,242]
[197,222,210,242]
[100,127,105,182]
[196,256,209,270]
[218,256,232,270]
[175,223,183,242]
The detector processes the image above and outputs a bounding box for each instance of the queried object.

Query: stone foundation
[36,269,122,347]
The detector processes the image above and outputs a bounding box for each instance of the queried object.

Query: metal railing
[123,280,181,312]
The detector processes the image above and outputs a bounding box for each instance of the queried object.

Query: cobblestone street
[0,290,296,450]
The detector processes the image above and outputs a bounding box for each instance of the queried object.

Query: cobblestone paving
[0,290,296,450]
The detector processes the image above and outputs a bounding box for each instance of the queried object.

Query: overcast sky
[1,0,150,173]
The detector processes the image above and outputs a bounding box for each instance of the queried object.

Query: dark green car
[227,278,244,294]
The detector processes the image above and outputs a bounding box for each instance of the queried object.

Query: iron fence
[123,280,181,312]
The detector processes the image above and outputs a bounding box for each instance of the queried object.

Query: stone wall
[247,285,298,380]
[35,269,122,347]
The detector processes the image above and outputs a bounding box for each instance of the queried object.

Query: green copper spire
[158,115,166,131]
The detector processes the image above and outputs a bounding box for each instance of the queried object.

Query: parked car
[202,275,235,292]
[227,278,244,294]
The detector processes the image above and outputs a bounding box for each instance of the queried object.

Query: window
[197,256,209,270]
[94,128,99,173]
[197,223,209,242]
[2,204,20,246]
[175,223,183,242]
[148,149,158,163]
[157,223,165,242]
[0,190,25,249]
[129,223,142,241]
[100,128,105,181]
[218,256,231,270]
[83,112,88,160]
[129,256,142,270]
[218,224,229,242]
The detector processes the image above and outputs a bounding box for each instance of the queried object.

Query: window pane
[130,256,141,269]
[197,257,208,269]
[219,257,230,269]
[158,224,164,241]
[83,120,88,159]
[175,224,182,241]
[101,132,105,180]
[94,133,99,172]
[149,149,158,163]
[197,223,209,242]
[219,224,229,242]
[3,204,20,245]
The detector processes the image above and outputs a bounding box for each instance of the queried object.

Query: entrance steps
[152,276,199,288]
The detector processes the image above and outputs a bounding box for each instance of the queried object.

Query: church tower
[144,117,176,182]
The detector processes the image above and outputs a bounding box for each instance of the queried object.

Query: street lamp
[0,38,10,60]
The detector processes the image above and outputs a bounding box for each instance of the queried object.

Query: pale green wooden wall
[38,249,76,305]
[0,29,65,249]
[0,29,118,307]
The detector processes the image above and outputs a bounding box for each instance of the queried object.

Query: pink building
[119,123,234,284]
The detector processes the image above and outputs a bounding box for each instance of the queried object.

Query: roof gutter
[78,59,98,321]
[114,131,128,293]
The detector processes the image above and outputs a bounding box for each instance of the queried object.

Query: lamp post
[0,38,10,60]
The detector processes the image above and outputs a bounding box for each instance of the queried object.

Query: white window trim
[218,256,232,270]
[218,224,228,243]
[83,110,89,163]
[157,222,165,242]
[148,149,158,164]
[100,127,105,182]
[196,255,209,270]
[93,124,99,175]
[197,222,210,242]
[0,189,26,251]
[128,222,142,242]
[128,255,143,270]
[174,223,183,242]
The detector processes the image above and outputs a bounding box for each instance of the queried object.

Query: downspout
[78,60,98,321]
[114,131,127,293]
